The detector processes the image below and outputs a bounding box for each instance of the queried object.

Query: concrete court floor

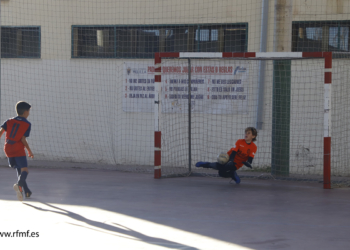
[0,166,349,250]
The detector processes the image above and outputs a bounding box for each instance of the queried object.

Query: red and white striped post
[154,53,162,178]
[323,52,332,189]
[301,52,332,189]
[154,53,180,179]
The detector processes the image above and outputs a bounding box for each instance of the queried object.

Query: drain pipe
[256,0,269,130]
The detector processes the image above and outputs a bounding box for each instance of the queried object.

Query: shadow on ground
[24,202,199,250]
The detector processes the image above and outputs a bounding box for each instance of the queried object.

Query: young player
[0,101,34,201]
[195,127,258,184]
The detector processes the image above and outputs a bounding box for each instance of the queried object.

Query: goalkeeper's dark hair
[16,101,31,115]
[245,127,257,142]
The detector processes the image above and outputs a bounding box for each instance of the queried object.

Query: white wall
[1,59,155,172]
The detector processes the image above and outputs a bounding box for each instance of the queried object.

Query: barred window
[72,24,248,58]
[196,25,247,53]
[292,21,350,52]
[72,27,115,58]
[1,27,41,58]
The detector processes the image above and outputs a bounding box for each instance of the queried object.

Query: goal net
[154,52,350,188]
[2,1,350,191]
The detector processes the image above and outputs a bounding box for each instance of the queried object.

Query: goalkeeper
[195,127,258,184]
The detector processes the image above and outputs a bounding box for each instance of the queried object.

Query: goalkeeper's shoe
[13,184,24,201]
[231,171,241,184]
[195,162,211,168]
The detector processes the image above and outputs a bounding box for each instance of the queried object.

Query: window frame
[1,26,41,59]
[292,21,350,52]
[71,23,248,59]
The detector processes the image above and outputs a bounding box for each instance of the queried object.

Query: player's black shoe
[231,171,241,184]
[25,191,32,198]
[196,162,219,169]
[195,162,211,168]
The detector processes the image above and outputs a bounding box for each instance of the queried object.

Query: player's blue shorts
[8,156,28,169]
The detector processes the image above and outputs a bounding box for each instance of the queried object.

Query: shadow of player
[24,202,199,250]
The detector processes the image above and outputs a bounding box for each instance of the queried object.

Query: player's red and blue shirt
[1,117,31,157]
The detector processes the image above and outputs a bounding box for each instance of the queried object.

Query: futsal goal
[153,52,350,189]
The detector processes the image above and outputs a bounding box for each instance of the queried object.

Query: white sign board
[123,61,249,114]
[123,62,155,113]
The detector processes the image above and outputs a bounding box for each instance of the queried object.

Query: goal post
[154,52,332,189]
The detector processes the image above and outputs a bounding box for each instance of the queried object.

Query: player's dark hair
[16,101,31,115]
[245,127,257,142]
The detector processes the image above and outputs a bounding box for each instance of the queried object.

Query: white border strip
[179,52,223,58]
[256,52,303,58]
[324,84,332,137]
[154,82,161,131]
[179,52,304,58]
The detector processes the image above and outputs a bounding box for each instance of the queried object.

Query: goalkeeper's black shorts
[217,161,237,178]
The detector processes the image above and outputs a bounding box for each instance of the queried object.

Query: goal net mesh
[159,57,350,187]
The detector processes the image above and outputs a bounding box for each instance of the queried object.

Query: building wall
[1,0,262,58]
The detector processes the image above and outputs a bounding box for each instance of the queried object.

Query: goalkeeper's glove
[242,161,252,169]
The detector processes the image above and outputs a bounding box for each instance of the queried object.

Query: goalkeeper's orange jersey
[227,139,257,170]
